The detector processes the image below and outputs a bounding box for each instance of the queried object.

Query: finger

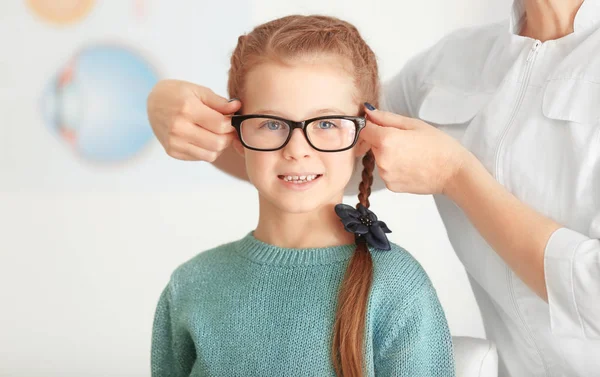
[363,104,419,130]
[185,102,236,135]
[170,142,220,162]
[358,120,388,148]
[199,87,242,115]
[176,121,236,153]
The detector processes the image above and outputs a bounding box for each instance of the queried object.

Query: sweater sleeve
[151,283,196,377]
[374,284,456,377]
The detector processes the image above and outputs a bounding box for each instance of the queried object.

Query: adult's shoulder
[403,20,509,81]
[415,20,509,67]
[381,20,510,117]
[438,20,508,49]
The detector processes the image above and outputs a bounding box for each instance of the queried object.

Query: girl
[151,15,455,377]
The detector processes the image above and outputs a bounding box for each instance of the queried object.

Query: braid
[332,148,376,377]
[357,150,375,209]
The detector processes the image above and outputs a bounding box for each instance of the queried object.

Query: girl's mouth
[277,174,323,184]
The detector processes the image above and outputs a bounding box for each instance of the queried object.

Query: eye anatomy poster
[2,1,252,192]
[41,45,159,163]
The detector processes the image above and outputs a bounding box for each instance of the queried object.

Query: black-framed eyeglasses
[231,114,366,152]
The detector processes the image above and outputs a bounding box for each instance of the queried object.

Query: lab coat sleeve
[544,226,600,339]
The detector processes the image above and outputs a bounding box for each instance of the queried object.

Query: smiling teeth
[283,174,319,182]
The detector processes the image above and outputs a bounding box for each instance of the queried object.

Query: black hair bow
[334,203,392,251]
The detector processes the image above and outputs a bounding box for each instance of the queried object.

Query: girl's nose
[282,129,313,160]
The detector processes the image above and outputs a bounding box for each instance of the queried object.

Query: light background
[0,0,509,375]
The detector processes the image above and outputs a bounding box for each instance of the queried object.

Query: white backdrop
[0,0,509,376]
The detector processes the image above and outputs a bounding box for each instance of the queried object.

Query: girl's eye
[262,121,284,130]
[318,121,336,129]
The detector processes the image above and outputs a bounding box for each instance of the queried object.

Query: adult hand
[146,79,242,161]
[359,105,471,195]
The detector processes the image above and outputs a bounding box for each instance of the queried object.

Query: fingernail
[364,102,376,111]
[228,98,240,102]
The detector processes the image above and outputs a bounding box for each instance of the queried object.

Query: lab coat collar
[509,0,600,35]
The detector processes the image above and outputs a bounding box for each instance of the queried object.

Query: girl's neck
[253,199,355,249]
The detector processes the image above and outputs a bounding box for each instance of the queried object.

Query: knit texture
[151,232,456,376]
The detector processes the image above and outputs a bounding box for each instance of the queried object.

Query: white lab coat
[377,0,600,376]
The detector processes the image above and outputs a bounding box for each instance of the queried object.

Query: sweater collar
[234,232,356,266]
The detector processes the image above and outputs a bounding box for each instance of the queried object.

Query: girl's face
[233,58,369,214]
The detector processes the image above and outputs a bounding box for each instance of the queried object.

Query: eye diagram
[26,0,96,25]
[40,45,160,163]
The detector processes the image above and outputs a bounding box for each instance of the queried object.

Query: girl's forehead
[243,61,359,116]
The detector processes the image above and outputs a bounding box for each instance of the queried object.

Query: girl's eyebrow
[250,109,285,116]
[251,108,348,118]
[313,108,347,116]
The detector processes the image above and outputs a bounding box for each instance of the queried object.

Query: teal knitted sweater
[151,232,456,376]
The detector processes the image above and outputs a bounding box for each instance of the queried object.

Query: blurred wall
[0,0,509,376]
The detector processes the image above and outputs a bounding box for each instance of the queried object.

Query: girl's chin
[275,202,323,215]
[263,196,344,216]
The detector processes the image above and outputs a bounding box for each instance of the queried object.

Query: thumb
[358,120,389,149]
[200,87,242,115]
[363,102,419,130]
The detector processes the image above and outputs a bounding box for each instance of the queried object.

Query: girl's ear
[354,138,370,157]
[232,138,245,158]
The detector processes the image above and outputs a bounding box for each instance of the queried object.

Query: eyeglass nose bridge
[287,120,309,131]
[280,120,312,149]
